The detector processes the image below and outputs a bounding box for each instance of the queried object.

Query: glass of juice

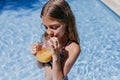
[36,42,52,63]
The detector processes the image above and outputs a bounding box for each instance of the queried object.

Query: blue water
[0,0,120,80]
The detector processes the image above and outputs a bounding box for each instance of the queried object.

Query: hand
[31,42,42,55]
[47,37,60,58]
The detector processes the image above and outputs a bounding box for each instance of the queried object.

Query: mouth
[49,35,58,38]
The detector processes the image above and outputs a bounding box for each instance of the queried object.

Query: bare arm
[52,42,81,80]
[48,37,81,80]
[63,43,81,76]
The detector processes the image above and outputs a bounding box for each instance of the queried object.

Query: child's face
[42,16,66,40]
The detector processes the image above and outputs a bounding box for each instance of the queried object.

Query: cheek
[55,29,65,38]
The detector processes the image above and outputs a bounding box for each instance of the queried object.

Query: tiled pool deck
[0,0,120,80]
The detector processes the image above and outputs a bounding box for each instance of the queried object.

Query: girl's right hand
[31,42,42,55]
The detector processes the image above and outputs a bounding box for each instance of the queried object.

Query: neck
[59,35,69,49]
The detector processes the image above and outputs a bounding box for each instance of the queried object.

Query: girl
[31,0,81,80]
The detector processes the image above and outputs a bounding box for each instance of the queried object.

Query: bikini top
[47,39,70,68]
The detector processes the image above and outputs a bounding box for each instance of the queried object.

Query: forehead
[42,16,62,25]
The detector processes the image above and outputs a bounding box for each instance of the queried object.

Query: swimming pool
[0,0,120,80]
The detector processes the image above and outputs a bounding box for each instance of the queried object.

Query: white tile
[101,0,120,16]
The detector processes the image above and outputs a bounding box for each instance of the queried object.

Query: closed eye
[49,25,61,30]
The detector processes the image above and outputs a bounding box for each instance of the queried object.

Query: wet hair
[41,0,80,44]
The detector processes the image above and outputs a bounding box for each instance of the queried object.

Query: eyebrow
[43,24,61,27]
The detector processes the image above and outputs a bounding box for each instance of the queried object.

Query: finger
[31,46,37,55]
[50,37,59,48]
[54,37,60,47]
[47,40,54,49]
[49,38,56,49]
[31,43,42,55]
[34,42,42,51]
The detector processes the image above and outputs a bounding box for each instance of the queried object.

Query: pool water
[0,0,120,80]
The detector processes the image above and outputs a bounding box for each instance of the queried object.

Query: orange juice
[36,48,52,63]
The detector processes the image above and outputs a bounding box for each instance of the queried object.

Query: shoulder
[63,41,81,70]
[66,41,81,57]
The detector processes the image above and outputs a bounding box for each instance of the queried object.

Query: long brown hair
[40,0,80,44]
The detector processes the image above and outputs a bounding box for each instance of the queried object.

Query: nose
[46,29,54,37]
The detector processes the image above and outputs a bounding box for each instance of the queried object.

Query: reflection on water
[0,0,120,80]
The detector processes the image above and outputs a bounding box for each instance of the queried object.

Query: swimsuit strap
[62,38,70,50]
[60,39,70,62]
